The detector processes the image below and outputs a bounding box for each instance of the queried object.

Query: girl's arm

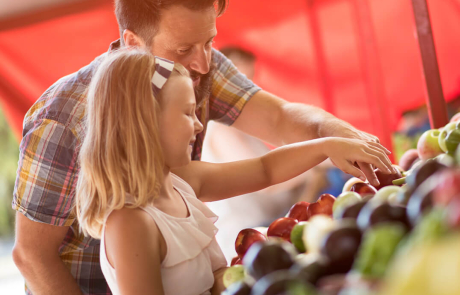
[173,138,393,202]
[104,208,165,295]
[211,267,228,295]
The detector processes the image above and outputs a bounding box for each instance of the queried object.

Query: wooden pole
[411,0,449,128]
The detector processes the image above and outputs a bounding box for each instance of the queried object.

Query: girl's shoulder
[105,207,160,240]
[170,172,198,198]
[102,207,165,287]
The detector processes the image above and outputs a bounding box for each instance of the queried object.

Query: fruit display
[350,183,377,197]
[267,217,298,242]
[222,118,460,295]
[417,129,444,160]
[235,228,267,258]
[332,192,361,219]
[307,194,335,217]
[223,265,246,288]
[242,241,297,280]
[373,168,402,190]
[287,201,310,221]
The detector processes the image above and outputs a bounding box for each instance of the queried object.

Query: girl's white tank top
[100,173,227,295]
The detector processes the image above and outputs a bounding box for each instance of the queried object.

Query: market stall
[1,0,459,146]
[1,1,460,293]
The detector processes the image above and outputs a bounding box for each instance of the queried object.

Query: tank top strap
[170,173,219,224]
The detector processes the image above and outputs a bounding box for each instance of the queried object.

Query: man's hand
[318,118,380,143]
[233,91,394,187]
[318,118,394,187]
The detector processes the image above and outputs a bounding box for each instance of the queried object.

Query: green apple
[445,129,460,155]
[290,222,308,253]
[435,153,455,167]
[353,223,406,278]
[373,186,402,202]
[332,191,362,219]
[417,129,444,160]
[438,122,458,153]
[223,265,246,288]
[456,142,460,164]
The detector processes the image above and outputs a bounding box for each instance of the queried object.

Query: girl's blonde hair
[76,49,189,239]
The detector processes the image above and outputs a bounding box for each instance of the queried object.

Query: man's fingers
[339,161,367,181]
[363,153,390,174]
[361,132,380,144]
[357,162,380,187]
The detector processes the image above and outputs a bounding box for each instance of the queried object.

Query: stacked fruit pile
[221,115,460,295]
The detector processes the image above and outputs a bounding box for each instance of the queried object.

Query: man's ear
[123,29,145,48]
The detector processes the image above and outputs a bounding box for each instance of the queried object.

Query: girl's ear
[123,29,146,48]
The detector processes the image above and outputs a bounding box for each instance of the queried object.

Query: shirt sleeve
[12,118,80,227]
[209,49,261,126]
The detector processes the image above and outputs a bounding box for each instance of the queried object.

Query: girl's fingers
[358,152,391,174]
[356,161,380,187]
[339,160,367,181]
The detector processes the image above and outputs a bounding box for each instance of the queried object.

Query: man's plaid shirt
[12,41,260,294]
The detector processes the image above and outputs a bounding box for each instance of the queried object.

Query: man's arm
[12,213,83,295]
[232,90,392,187]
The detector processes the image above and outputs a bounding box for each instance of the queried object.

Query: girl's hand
[323,138,396,182]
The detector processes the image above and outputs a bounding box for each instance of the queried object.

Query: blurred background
[0,0,459,292]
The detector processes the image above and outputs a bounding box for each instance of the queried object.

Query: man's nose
[189,48,210,75]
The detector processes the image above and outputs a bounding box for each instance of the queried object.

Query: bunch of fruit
[221,113,460,295]
[400,114,460,171]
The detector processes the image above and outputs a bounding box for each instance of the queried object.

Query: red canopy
[1,0,459,150]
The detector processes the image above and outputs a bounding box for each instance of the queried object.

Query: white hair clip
[151,56,174,95]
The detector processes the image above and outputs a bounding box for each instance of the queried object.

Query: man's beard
[191,57,216,108]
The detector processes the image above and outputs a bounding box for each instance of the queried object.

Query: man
[12,0,394,294]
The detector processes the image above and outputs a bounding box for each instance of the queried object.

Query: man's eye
[179,48,191,54]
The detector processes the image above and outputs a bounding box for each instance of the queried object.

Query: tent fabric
[0,0,118,139]
[0,0,459,150]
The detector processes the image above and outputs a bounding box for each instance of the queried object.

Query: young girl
[76,49,394,295]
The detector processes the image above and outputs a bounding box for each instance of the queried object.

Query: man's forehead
[157,6,217,43]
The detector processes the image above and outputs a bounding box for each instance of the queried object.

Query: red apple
[448,200,460,228]
[432,169,460,206]
[235,228,267,258]
[417,129,444,160]
[374,167,403,190]
[307,194,336,217]
[450,112,460,123]
[350,182,378,197]
[231,256,242,266]
[267,217,298,242]
[342,177,365,193]
[287,201,310,221]
[398,149,420,171]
